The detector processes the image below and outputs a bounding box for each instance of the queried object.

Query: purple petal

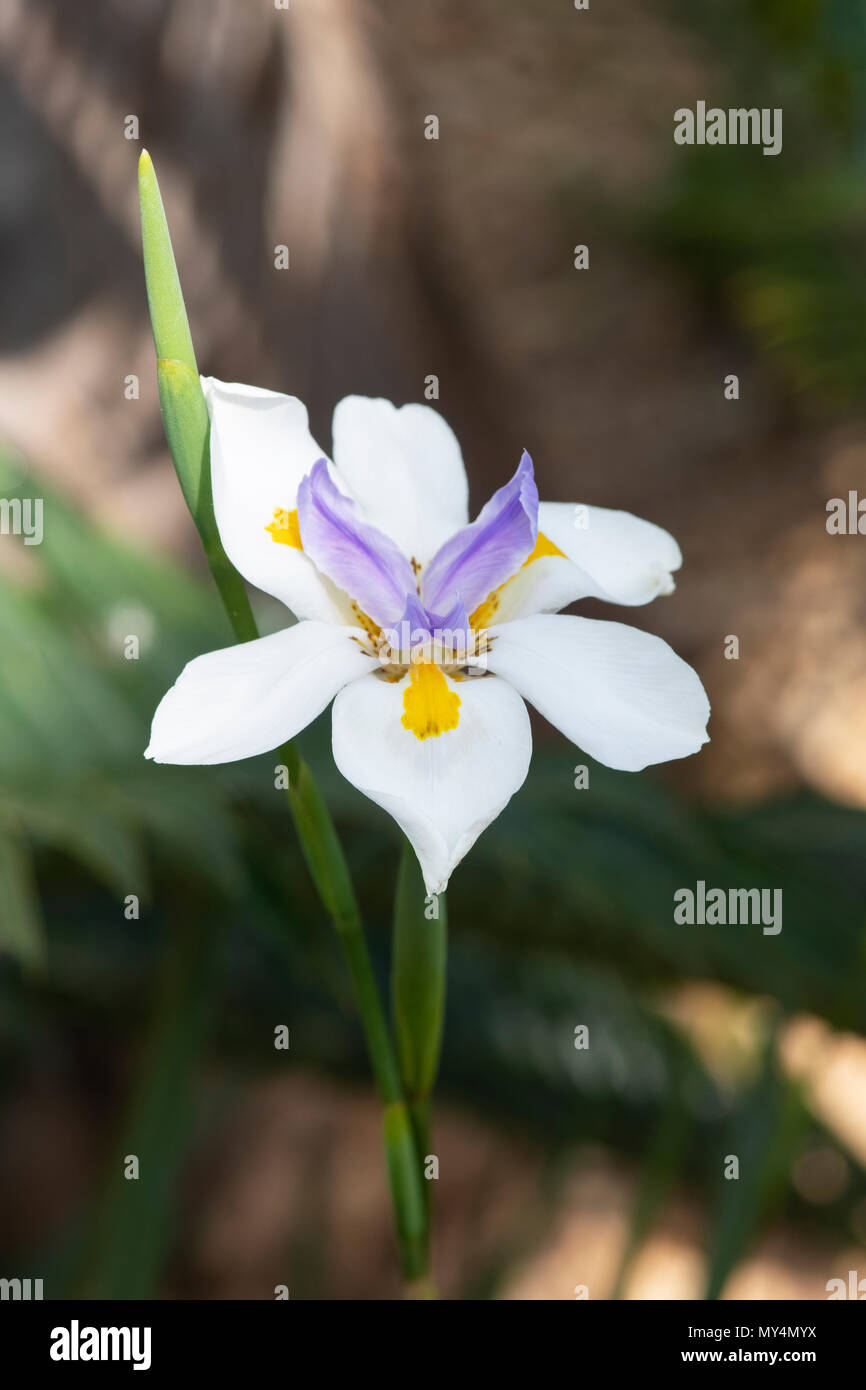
[297,460,416,626]
[427,595,471,635]
[389,590,433,652]
[427,594,473,661]
[421,451,538,616]
[385,592,472,659]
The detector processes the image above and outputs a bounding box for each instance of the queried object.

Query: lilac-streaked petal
[388,591,433,653]
[397,590,431,635]
[428,595,474,662]
[421,451,538,616]
[297,459,417,627]
[387,592,473,659]
[393,593,472,639]
[427,595,471,636]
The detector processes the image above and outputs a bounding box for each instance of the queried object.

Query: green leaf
[703,1039,809,1300]
[138,152,257,642]
[0,784,146,899]
[155,358,210,533]
[609,1087,689,1299]
[0,832,44,967]
[80,911,220,1299]
[137,150,197,372]
[156,358,258,641]
[383,1100,429,1283]
[0,589,141,775]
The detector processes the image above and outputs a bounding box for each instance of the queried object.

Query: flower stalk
[138,149,428,1287]
[392,836,447,1223]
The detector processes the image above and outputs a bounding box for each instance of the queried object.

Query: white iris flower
[146,380,710,893]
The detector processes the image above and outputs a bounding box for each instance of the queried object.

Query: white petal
[331,670,531,894]
[332,396,469,569]
[203,377,355,623]
[146,620,372,765]
[537,502,683,606]
[486,614,709,772]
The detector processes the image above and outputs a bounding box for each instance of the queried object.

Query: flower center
[265,490,561,743]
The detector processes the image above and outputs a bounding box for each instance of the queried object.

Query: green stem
[281,759,428,1278]
[138,148,428,1286]
[392,839,448,1103]
[391,837,448,1259]
[283,757,399,1101]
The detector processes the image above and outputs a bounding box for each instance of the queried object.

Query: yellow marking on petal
[469,591,500,630]
[523,530,565,565]
[401,660,461,740]
[266,507,303,549]
[469,531,565,629]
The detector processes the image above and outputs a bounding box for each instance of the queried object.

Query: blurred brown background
[1,0,866,1300]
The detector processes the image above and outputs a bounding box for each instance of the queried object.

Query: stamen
[352,601,382,642]
[401,660,461,740]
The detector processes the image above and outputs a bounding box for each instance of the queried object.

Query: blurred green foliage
[652,0,866,404]
[0,440,864,1297]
